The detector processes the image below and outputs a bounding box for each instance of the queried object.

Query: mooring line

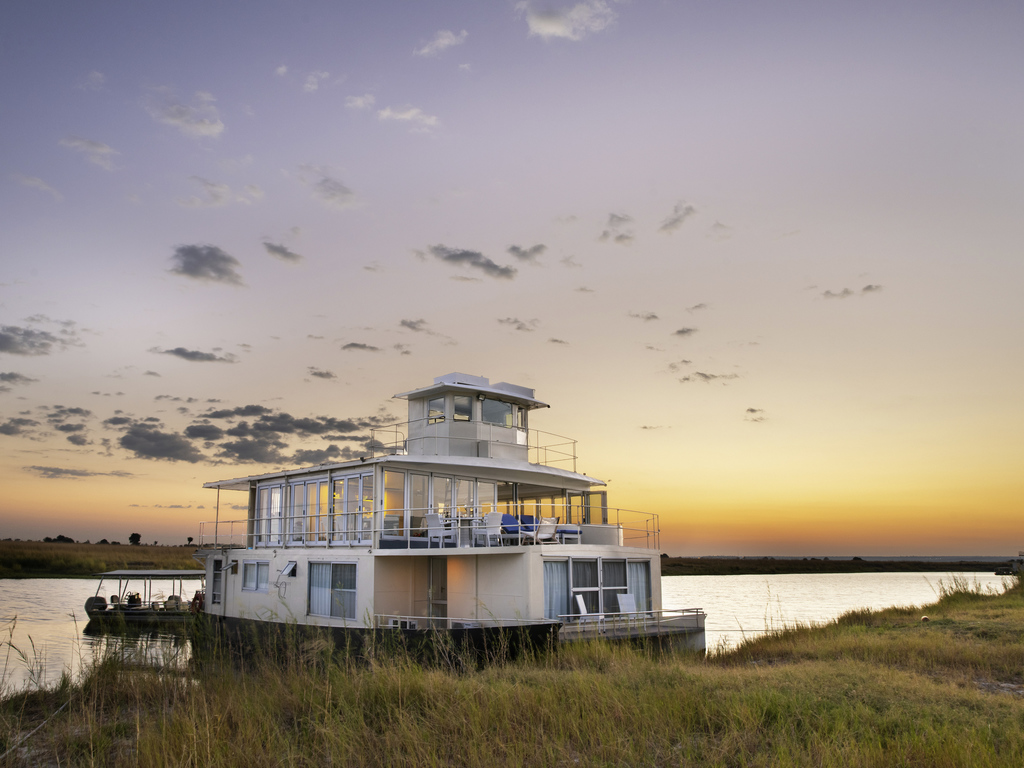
[0,698,70,761]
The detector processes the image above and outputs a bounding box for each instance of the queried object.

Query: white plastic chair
[524,517,557,544]
[473,512,503,547]
[425,513,456,548]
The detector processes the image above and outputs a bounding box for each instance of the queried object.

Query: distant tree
[111,541,121,546]
[46,534,74,544]
[187,536,194,546]
[98,538,109,545]
[128,532,142,546]
[153,541,158,546]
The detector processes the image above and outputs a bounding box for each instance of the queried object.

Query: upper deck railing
[369,417,578,471]
[198,503,659,551]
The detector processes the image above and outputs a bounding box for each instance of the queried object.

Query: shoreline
[660,556,1009,576]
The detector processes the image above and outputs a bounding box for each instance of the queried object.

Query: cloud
[290,445,349,465]
[687,303,708,313]
[508,244,547,263]
[673,327,698,337]
[0,372,38,389]
[822,288,854,299]
[345,94,375,110]
[0,417,40,435]
[415,29,468,56]
[666,360,691,373]
[13,174,62,201]
[498,317,538,332]
[378,105,439,131]
[400,319,429,333]
[297,165,357,210]
[427,244,517,279]
[79,71,105,90]
[0,325,75,356]
[25,466,132,479]
[660,202,696,233]
[709,221,734,240]
[307,367,336,380]
[275,65,288,76]
[304,71,330,92]
[169,244,244,285]
[342,342,381,352]
[263,241,302,262]
[184,423,225,441]
[548,338,569,345]
[599,212,634,244]
[155,347,238,363]
[177,176,231,208]
[119,423,205,462]
[59,137,119,171]
[862,284,883,293]
[745,407,767,423]
[517,0,616,41]
[628,312,659,322]
[216,437,288,464]
[146,90,225,138]
[679,372,740,384]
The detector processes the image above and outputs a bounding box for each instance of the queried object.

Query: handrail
[198,502,660,551]
[370,416,578,471]
[374,614,557,630]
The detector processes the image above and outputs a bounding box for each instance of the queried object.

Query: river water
[1,572,1011,692]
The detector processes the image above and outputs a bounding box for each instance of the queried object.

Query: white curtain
[544,561,569,619]
[628,561,650,612]
[308,562,331,616]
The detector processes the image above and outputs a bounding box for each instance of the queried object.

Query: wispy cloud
[508,244,547,263]
[599,212,634,244]
[59,137,119,170]
[79,71,105,91]
[13,174,62,201]
[378,105,439,132]
[0,371,39,388]
[263,241,302,263]
[415,29,468,57]
[659,201,696,233]
[177,176,231,208]
[345,94,376,110]
[498,317,538,332]
[517,0,617,41]
[342,342,381,352]
[628,312,659,322]
[425,245,517,279]
[169,244,244,285]
[307,367,336,380]
[745,407,767,422]
[145,90,225,138]
[679,372,740,384]
[154,347,238,363]
[25,465,132,479]
[822,284,884,299]
[0,321,81,356]
[304,71,330,92]
[297,165,357,210]
[673,327,698,337]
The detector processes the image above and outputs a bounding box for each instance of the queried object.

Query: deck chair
[523,517,557,544]
[575,594,604,632]
[473,511,503,547]
[500,513,522,545]
[425,513,456,548]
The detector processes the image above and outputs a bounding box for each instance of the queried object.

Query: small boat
[85,569,205,627]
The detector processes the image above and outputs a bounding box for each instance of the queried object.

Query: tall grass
[0,541,202,578]
[3,575,1022,766]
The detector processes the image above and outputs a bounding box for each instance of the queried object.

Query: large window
[453,395,472,421]
[544,560,569,619]
[482,398,513,427]
[545,557,652,615]
[211,558,222,605]
[309,562,356,620]
[427,397,444,424]
[242,561,270,592]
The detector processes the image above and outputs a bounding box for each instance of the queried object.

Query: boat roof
[95,570,204,578]
[203,453,604,491]
[394,372,549,410]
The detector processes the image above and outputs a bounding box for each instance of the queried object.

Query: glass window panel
[478,481,496,515]
[481,399,512,427]
[427,397,445,424]
[516,407,526,429]
[602,560,626,588]
[544,561,569,620]
[433,476,452,515]
[455,477,473,517]
[410,474,429,514]
[242,562,257,590]
[257,562,270,590]
[211,559,222,604]
[453,395,472,421]
[572,559,598,588]
[308,563,331,616]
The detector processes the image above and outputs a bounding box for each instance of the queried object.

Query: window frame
[308,561,357,620]
[242,560,270,592]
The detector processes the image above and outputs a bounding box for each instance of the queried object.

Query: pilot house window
[427,397,444,424]
[481,398,513,427]
[453,395,472,421]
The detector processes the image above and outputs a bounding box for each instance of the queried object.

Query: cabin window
[427,397,445,424]
[481,398,513,427]
[432,476,452,515]
[242,561,270,592]
[478,481,497,516]
[628,561,651,612]
[454,477,474,517]
[453,395,472,421]
[602,560,627,613]
[308,562,356,620]
[571,559,599,613]
[543,560,569,619]
[382,470,406,536]
[516,406,527,430]
[211,558,223,605]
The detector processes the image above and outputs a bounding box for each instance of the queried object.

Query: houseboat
[84,569,204,630]
[195,373,705,651]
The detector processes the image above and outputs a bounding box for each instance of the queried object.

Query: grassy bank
[2,576,1022,766]
[660,556,1006,576]
[0,541,202,579]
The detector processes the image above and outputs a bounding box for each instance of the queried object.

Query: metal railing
[374,614,557,630]
[369,417,578,471]
[198,503,660,551]
[557,608,706,639]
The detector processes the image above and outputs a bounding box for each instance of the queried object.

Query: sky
[2,1,1022,556]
